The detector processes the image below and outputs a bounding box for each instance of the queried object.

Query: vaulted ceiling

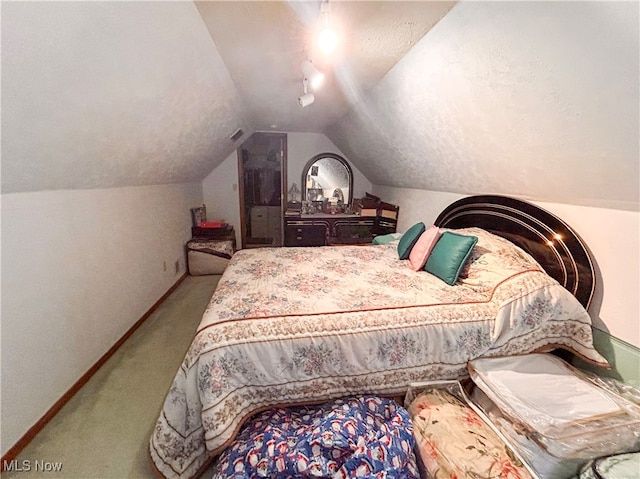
[195,1,454,132]
[2,1,638,211]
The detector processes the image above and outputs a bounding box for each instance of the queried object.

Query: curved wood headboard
[434,195,595,309]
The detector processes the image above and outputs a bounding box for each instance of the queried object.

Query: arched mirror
[301,153,353,208]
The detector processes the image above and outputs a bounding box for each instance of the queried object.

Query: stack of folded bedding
[211,395,419,479]
[405,380,535,479]
[467,354,640,479]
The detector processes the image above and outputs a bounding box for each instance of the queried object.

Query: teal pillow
[397,222,426,259]
[425,231,478,285]
[373,233,399,245]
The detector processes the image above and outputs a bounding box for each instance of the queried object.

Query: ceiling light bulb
[301,60,324,90]
[318,27,338,54]
[309,73,324,90]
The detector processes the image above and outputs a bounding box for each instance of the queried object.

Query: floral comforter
[149,228,606,479]
[407,387,533,479]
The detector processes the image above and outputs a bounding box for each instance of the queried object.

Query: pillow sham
[425,231,478,285]
[397,222,426,259]
[372,233,401,245]
[408,226,441,271]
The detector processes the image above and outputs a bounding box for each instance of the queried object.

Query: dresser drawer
[284,224,326,247]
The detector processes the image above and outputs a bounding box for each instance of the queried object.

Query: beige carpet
[3,275,221,479]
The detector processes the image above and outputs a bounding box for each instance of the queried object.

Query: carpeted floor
[3,275,222,479]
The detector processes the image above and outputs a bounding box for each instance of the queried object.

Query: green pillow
[372,233,399,245]
[425,231,478,285]
[397,222,426,259]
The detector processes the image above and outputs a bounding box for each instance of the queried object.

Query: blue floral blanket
[211,396,419,479]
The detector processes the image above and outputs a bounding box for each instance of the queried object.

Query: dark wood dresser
[284,213,376,247]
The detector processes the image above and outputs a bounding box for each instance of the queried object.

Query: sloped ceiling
[1,1,250,193]
[195,1,454,132]
[2,1,638,211]
[1,0,453,194]
[327,1,639,211]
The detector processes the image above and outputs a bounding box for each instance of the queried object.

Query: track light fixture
[301,60,324,90]
[318,0,338,55]
[298,77,314,107]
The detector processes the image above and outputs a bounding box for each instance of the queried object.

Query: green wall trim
[573,328,640,387]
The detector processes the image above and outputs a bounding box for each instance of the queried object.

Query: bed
[149,195,608,479]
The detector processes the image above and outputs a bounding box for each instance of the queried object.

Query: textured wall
[2,1,249,193]
[329,1,639,211]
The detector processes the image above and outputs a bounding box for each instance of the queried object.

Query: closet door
[237,133,287,249]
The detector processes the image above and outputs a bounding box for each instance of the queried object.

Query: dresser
[284,213,376,247]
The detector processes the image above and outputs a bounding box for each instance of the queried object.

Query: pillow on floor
[425,231,478,285]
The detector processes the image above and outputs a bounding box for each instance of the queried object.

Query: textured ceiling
[195,1,455,132]
[2,1,251,193]
[327,1,639,211]
[1,0,453,193]
[2,1,638,211]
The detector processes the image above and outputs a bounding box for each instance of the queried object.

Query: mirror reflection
[301,153,353,213]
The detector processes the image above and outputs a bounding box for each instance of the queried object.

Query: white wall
[201,132,373,246]
[0,183,201,456]
[284,132,372,201]
[201,151,243,246]
[372,186,640,349]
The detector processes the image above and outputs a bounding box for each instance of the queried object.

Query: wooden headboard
[434,195,595,309]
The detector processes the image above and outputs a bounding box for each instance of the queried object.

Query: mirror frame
[301,153,354,206]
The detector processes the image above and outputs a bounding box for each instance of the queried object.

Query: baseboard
[572,327,640,387]
[1,273,188,469]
